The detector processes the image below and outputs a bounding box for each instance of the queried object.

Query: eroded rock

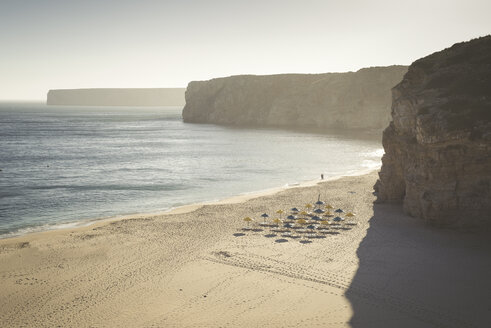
[183,66,407,131]
[376,36,491,227]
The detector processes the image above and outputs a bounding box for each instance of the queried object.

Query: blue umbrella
[284,223,293,228]
[311,215,322,221]
[306,224,316,230]
[335,208,344,214]
[314,208,325,214]
[286,215,297,220]
[261,213,269,223]
[333,216,343,222]
[315,200,325,206]
[290,207,299,212]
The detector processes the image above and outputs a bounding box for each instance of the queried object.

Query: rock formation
[47,88,185,106]
[376,36,491,227]
[183,66,408,130]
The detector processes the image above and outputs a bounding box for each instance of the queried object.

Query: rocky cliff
[183,66,408,130]
[47,88,185,106]
[375,36,491,227]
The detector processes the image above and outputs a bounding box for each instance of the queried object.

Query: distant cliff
[47,88,185,106]
[182,66,408,130]
[375,36,491,227]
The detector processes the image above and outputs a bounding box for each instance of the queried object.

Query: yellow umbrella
[300,211,308,216]
[273,218,282,225]
[243,217,253,226]
[326,204,334,210]
[305,204,313,210]
[297,218,307,225]
[345,212,356,218]
[318,220,330,231]
[276,209,284,219]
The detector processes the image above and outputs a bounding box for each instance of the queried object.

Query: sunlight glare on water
[0,103,383,237]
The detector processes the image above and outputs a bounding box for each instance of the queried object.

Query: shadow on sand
[346,203,491,328]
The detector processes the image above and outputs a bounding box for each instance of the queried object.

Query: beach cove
[1,171,489,327]
[0,104,384,238]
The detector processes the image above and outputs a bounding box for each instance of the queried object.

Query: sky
[0,0,490,101]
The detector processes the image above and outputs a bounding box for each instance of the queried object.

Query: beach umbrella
[261,213,269,223]
[315,200,325,207]
[305,203,313,210]
[311,215,322,221]
[345,212,356,218]
[276,209,284,219]
[333,216,343,222]
[314,208,325,214]
[299,210,308,217]
[283,223,293,228]
[318,220,330,230]
[272,218,282,225]
[306,224,317,236]
[326,204,334,209]
[286,215,297,220]
[297,218,307,225]
[243,217,253,226]
[290,207,299,213]
[335,208,344,214]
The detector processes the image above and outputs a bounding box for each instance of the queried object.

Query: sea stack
[183,66,407,131]
[375,36,491,227]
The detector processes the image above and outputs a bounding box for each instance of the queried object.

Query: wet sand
[1,171,489,327]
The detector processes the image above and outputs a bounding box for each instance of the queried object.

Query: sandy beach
[1,171,490,327]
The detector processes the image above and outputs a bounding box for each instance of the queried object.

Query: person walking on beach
[321,174,324,180]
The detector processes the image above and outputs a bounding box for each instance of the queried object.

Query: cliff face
[47,88,185,106]
[183,66,408,130]
[376,36,491,227]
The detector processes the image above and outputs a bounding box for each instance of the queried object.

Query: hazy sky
[0,0,490,100]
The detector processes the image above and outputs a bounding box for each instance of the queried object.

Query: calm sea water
[0,103,383,238]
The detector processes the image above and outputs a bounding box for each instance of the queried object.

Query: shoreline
[1,169,489,327]
[0,167,380,242]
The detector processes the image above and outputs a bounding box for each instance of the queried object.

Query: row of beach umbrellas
[241,202,357,241]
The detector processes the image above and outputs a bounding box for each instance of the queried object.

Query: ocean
[0,103,383,238]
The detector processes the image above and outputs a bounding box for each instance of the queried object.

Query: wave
[361,159,382,169]
[365,148,385,157]
[0,220,96,239]
[28,183,191,192]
